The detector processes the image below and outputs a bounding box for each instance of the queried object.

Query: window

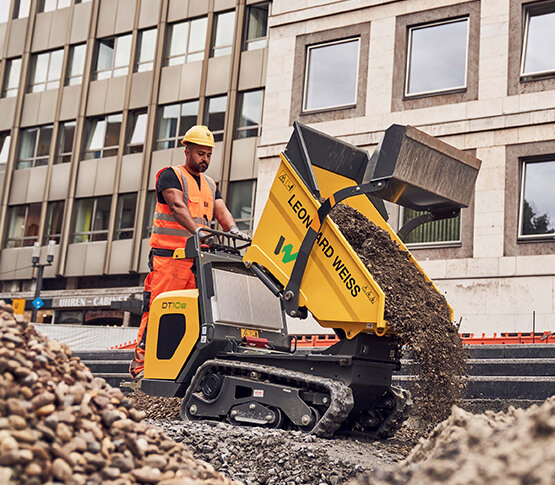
[38,0,71,12]
[5,203,41,248]
[0,0,9,23]
[14,0,31,19]
[72,196,112,243]
[401,208,461,245]
[125,109,148,154]
[0,132,11,172]
[244,2,269,51]
[2,58,22,98]
[204,96,227,142]
[227,180,255,231]
[83,114,122,159]
[519,160,555,239]
[135,28,157,72]
[94,34,132,80]
[155,101,198,150]
[235,90,263,139]
[521,6,555,78]
[17,125,53,169]
[43,200,64,244]
[55,120,75,163]
[143,191,156,238]
[211,10,235,57]
[115,193,137,240]
[28,49,64,93]
[406,18,469,97]
[303,38,359,112]
[66,44,86,86]
[166,18,208,66]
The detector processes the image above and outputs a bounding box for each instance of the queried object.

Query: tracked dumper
[140,123,481,438]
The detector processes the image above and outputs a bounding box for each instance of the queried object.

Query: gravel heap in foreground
[330,204,467,425]
[353,397,555,485]
[0,301,240,485]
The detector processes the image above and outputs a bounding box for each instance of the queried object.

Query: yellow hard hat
[181,125,215,148]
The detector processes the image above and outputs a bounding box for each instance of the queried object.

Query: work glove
[229,225,251,241]
[197,229,215,246]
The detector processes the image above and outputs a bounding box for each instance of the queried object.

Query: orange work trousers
[130,252,196,377]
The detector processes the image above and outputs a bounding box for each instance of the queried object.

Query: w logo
[274,235,298,263]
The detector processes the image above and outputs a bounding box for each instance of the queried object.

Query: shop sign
[52,295,127,308]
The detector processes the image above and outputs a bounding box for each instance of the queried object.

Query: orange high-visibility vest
[149,165,216,250]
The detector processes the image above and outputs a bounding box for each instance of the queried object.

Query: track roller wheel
[299,406,321,433]
[200,372,223,400]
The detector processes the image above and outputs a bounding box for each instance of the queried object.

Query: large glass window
[521,7,555,77]
[38,0,71,13]
[166,17,208,66]
[155,101,198,150]
[83,114,122,159]
[135,28,157,72]
[125,109,148,154]
[43,200,64,244]
[94,34,132,80]
[115,193,137,240]
[143,190,156,238]
[14,0,31,19]
[519,160,555,238]
[72,196,112,243]
[66,44,86,86]
[28,49,64,93]
[17,125,53,169]
[401,208,461,245]
[244,2,269,51]
[5,203,41,248]
[56,120,76,164]
[0,132,11,172]
[2,58,22,98]
[406,18,469,96]
[227,180,255,232]
[211,10,235,57]
[303,38,359,112]
[204,95,227,142]
[235,90,263,139]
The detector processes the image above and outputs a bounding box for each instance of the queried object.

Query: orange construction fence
[109,331,554,350]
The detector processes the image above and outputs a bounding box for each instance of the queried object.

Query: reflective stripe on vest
[149,165,216,250]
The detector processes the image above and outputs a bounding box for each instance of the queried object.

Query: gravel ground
[130,390,420,485]
[152,418,417,485]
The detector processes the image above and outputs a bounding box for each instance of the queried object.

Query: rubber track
[371,385,412,439]
[181,359,354,437]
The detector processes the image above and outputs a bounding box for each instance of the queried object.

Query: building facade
[256,0,555,336]
[0,0,554,336]
[0,0,269,324]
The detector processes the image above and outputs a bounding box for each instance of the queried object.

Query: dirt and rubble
[0,301,240,485]
[128,389,554,485]
[130,390,418,485]
[353,397,555,485]
[329,203,467,426]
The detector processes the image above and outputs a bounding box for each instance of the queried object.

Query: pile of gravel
[353,396,555,484]
[0,301,240,485]
[330,204,467,425]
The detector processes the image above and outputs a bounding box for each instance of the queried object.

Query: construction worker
[129,125,249,378]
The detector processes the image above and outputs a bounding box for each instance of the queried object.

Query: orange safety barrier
[109,339,138,350]
[107,332,554,350]
[293,332,555,347]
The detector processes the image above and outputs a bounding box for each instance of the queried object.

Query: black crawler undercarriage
[180,334,412,439]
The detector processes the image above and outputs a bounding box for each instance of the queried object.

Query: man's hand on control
[229,225,251,241]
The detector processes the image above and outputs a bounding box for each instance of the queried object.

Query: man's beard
[197,162,208,172]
